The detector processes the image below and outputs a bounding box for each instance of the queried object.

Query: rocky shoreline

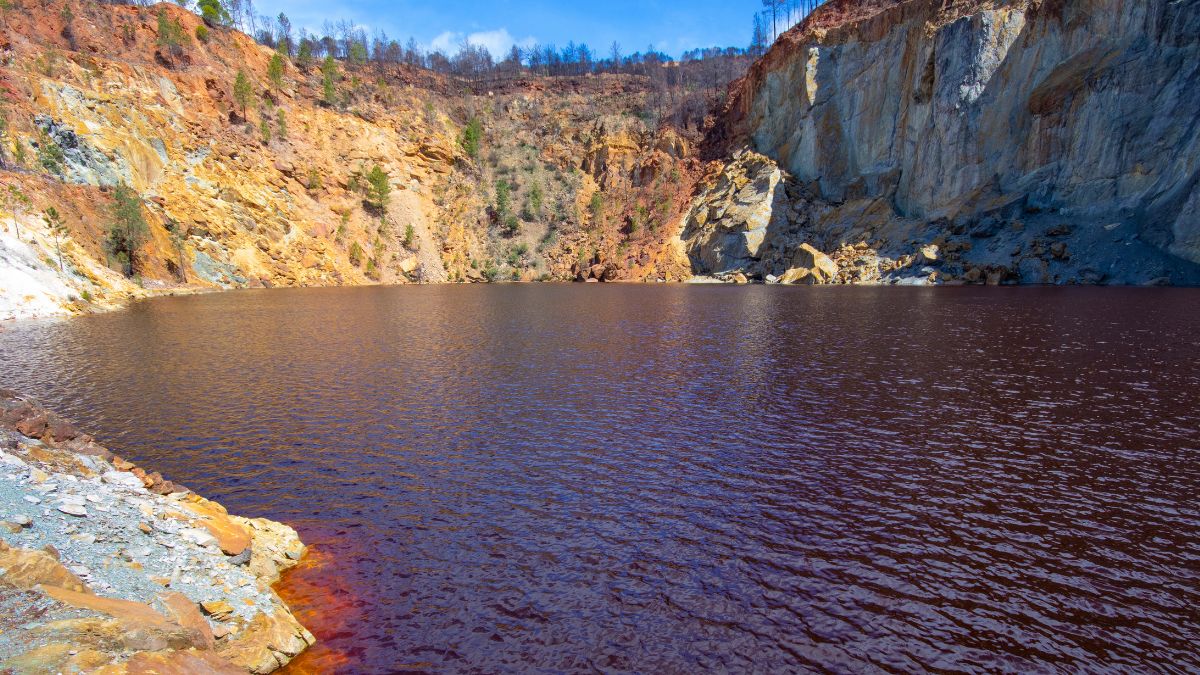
[0,390,313,673]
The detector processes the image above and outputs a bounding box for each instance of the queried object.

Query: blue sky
[246,0,763,58]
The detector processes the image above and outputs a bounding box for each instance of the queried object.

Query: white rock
[0,451,25,466]
[85,494,102,504]
[102,471,144,489]
[11,514,32,527]
[180,527,218,549]
[57,504,88,517]
[23,495,41,504]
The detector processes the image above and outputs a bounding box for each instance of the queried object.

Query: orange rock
[0,541,88,593]
[182,501,253,556]
[216,610,315,674]
[99,649,243,675]
[40,585,175,631]
[162,591,216,650]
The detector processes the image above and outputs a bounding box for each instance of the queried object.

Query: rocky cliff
[0,1,700,320]
[2,0,1198,322]
[694,0,1200,285]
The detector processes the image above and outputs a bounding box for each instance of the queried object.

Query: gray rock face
[678,151,788,274]
[728,0,1200,281]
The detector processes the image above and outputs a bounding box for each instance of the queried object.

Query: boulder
[0,541,88,592]
[916,244,939,265]
[781,243,838,284]
[183,500,252,556]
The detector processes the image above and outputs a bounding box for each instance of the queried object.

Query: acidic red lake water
[1,285,1198,672]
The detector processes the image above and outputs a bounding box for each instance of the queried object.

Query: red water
[1,285,1198,672]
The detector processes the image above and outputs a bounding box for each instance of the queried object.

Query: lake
[1,285,1197,672]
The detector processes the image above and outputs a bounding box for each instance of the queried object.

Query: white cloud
[428,28,536,58]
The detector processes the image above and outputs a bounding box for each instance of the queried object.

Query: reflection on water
[1,285,1198,672]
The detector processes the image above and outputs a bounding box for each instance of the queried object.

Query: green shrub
[197,0,230,26]
[36,131,65,175]
[494,179,511,217]
[156,9,189,56]
[460,117,482,159]
[403,223,415,248]
[194,24,209,43]
[348,241,364,266]
[524,182,543,220]
[588,192,604,227]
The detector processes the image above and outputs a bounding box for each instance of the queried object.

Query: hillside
[0,1,704,319]
[1,0,1199,321]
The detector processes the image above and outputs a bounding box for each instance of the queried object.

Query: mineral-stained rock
[0,391,313,672]
[916,245,939,265]
[183,499,253,556]
[162,592,217,650]
[101,648,245,675]
[15,413,49,438]
[200,599,236,620]
[216,610,316,674]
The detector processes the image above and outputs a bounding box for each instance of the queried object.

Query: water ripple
[0,285,1197,672]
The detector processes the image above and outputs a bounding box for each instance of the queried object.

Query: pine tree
[267,52,285,90]
[365,165,390,213]
[43,207,68,273]
[751,14,768,56]
[0,107,8,169]
[4,185,30,238]
[297,40,313,69]
[494,179,511,218]
[233,69,252,117]
[321,56,338,106]
[105,184,148,277]
[460,117,482,159]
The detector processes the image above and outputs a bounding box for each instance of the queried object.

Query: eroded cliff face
[0,1,698,319]
[701,0,1200,285]
[2,0,1198,316]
